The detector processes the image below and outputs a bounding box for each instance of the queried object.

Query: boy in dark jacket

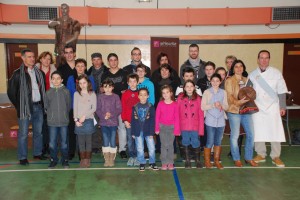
[131,88,158,171]
[46,71,71,168]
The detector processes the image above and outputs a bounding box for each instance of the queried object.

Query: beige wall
[0,42,284,93]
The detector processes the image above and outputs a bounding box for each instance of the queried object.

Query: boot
[214,146,224,170]
[86,151,92,168]
[193,147,203,169]
[102,147,110,167]
[109,147,117,167]
[204,148,213,169]
[184,146,191,169]
[79,152,86,168]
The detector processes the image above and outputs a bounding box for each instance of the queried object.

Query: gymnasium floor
[0,120,300,200]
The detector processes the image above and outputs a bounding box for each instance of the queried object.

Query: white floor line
[1,166,300,173]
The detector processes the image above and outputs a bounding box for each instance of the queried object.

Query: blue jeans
[48,126,68,162]
[181,131,200,148]
[206,125,224,148]
[17,104,43,160]
[101,126,117,148]
[126,127,136,157]
[227,113,254,161]
[135,132,156,164]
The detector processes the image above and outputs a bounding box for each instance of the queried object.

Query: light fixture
[138,0,152,2]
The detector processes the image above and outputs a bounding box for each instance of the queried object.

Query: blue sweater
[137,78,155,106]
[131,103,155,137]
[67,75,96,109]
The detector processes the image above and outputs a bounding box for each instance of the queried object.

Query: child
[155,85,180,170]
[196,61,216,94]
[175,67,202,97]
[74,74,97,168]
[136,64,155,106]
[46,71,71,169]
[131,88,158,171]
[177,80,204,169]
[201,74,228,169]
[215,67,227,89]
[96,79,122,167]
[121,74,140,167]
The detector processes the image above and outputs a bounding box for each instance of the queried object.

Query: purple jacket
[96,93,122,127]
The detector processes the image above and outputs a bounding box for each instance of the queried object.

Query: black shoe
[149,163,159,171]
[120,151,128,159]
[92,148,100,154]
[139,164,145,172]
[62,160,70,169]
[68,153,75,160]
[48,159,57,169]
[33,155,48,160]
[19,159,29,166]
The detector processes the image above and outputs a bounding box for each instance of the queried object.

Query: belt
[33,101,41,105]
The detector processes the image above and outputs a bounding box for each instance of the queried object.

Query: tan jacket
[225,75,248,114]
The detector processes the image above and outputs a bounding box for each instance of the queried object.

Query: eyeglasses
[132,53,141,56]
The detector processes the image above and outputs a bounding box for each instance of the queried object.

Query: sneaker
[149,163,159,171]
[127,157,134,166]
[168,163,175,170]
[253,155,266,163]
[161,164,168,170]
[139,164,145,172]
[120,151,128,159]
[133,157,140,166]
[62,160,70,169]
[48,159,57,169]
[272,157,285,168]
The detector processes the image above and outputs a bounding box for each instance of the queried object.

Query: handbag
[238,87,259,114]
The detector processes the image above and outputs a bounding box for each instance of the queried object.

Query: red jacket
[121,89,139,123]
[177,93,204,136]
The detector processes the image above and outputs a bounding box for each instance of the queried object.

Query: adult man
[48,3,81,66]
[87,52,108,94]
[7,49,47,165]
[87,53,108,154]
[101,53,128,159]
[123,47,151,78]
[249,50,288,167]
[180,44,206,84]
[57,45,77,159]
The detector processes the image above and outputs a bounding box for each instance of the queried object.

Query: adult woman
[225,60,258,167]
[36,51,56,91]
[153,63,180,107]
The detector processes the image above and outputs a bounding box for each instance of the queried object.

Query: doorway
[6,43,38,80]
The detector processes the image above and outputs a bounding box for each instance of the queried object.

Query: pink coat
[177,94,204,136]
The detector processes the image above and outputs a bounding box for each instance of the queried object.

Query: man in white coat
[249,50,288,167]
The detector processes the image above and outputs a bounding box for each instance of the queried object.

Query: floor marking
[1,166,300,173]
[173,169,184,200]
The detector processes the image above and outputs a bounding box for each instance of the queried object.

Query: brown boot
[102,147,110,167]
[109,147,117,167]
[204,148,213,169]
[86,152,92,168]
[79,152,86,168]
[184,146,191,169]
[214,146,224,170]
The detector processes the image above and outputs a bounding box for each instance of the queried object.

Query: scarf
[188,58,200,68]
[20,64,47,119]
[91,66,104,92]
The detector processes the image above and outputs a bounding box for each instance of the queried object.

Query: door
[283,43,300,117]
[6,43,38,80]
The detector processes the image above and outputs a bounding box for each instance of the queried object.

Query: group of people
[7,43,288,171]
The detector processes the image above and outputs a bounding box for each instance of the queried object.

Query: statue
[48,3,81,66]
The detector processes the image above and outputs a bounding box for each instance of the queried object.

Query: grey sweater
[46,86,71,127]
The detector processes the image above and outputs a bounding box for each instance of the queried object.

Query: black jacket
[123,63,151,78]
[7,67,46,118]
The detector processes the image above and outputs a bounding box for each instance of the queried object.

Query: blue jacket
[131,103,155,137]
[137,78,155,106]
[67,75,96,109]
